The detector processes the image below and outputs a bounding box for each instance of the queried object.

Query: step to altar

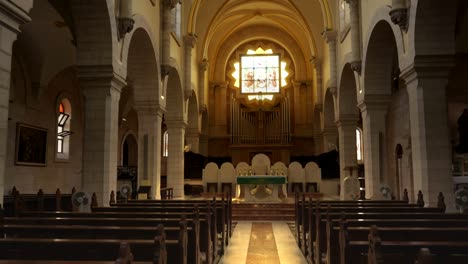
[232,202,295,221]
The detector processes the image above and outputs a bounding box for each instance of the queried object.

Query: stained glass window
[240,54,280,94]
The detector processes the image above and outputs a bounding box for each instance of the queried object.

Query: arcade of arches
[0,0,467,212]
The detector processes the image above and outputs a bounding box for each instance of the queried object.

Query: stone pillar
[345,0,362,73]
[336,118,359,199]
[184,34,197,100]
[0,1,31,203]
[166,120,186,197]
[136,107,164,199]
[401,60,455,209]
[185,128,200,153]
[322,30,338,89]
[161,0,177,66]
[79,67,125,205]
[199,59,208,112]
[322,127,338,152]
[359,98,389,199]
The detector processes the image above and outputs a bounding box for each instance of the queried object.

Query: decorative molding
[160,64,173,78]
[162,0,180,9]
[184,34,197,48]
[350,61,362,74]
[118,17,134,40]
[321,30,337,43]
[199,58,209,71]
[389,7,408,31]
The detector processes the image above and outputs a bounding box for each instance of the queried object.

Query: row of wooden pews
[294,190,468,264]
[0,189,232,264]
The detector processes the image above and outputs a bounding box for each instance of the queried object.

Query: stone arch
[121,14,161,83]
[362,20,398,97]
[362,6,405,70]
[165,70,184,121]
[187,91,199,131]
[71,0,116,67]
[337,63,358,119]
[323,88,335,128]
[126,27,160,104]
[411,0,458,57]
[121,131,138,166]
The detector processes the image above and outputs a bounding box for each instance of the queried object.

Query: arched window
[339,0,351,38]
[173,2,182,39]
[163,131,169,157]
[356,128,363,163]
[56,98,72,160]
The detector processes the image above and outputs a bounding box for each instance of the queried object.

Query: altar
[236,175,287,202]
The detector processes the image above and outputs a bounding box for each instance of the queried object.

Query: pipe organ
[231,95,291,145]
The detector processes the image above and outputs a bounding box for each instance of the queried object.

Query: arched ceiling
[191,0,332,67]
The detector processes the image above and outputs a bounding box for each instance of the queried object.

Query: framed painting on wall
[15,123,48,166]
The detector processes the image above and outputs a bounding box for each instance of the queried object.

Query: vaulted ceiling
[190,0,334,73]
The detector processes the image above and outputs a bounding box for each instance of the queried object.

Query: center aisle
[219,221,307,264]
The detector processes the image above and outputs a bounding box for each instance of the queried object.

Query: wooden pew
[298,203,444,260]
[326,218,468,264]
[4,213,214,264]
[3,187,73,216]
[0,224,180,264]
[104,195,230,252]
[309,209,468,264]
[344,225,468,264]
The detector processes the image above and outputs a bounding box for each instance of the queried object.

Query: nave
[220,221,307,264]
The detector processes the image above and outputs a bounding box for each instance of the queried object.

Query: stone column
[359,98,389,199]
[336,118,359,199]
[185,128,200,153]
[166,120,186,197]
[0,1,31,202]
[79,67,125,205]
[199,59,208,112]
[322,127,338,152]
[401,59,455,209]
[345,0,362,73]
[136,107,164,199]
[322,30,338,90]
[184,34,197,100]
[161,0,177,66]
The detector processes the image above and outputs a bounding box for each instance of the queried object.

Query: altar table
[236,175,287,202]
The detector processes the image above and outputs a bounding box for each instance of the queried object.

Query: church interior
[0,0,468,263]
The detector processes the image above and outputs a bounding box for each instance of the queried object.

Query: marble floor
[219,221,307,264]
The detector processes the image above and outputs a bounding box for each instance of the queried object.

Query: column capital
[209,82,228,89]
[134,103,165,117]
[199,58,209,72]
[322,30,337,43]
[400,55,455,86]
[335,116,359,127]
[77,65,126,94]
[166,119,187,129]
[345,0,359,8]
[358,95,391,112]
[350,61,362,74]
[184,34,197,49]
[162,0,179,9]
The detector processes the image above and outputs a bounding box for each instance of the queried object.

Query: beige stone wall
[385,88,411,199]
[6,65,83,194]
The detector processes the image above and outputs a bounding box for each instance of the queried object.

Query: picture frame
[15,123,48,166]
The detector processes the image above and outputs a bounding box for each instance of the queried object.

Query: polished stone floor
[219,221,307,264]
